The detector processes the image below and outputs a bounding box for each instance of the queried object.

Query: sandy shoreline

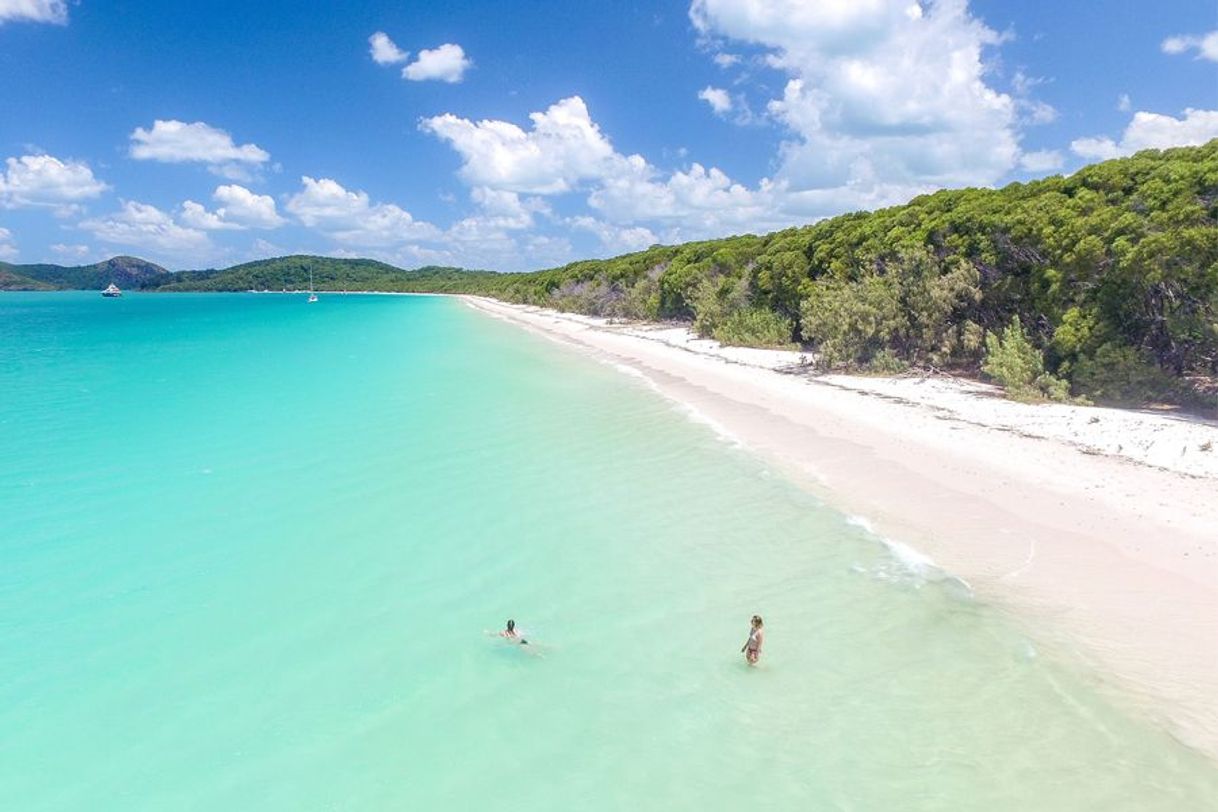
[460,294,1218,759]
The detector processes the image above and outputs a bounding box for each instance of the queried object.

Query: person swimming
[500,618,528,645]
[741,615,764,665]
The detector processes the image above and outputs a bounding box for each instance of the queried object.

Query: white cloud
[403,43,472,83]
[1069,137,1123,162]
[1071,108,1218,161]
[424,95,802,243]
[180,200,239,231]
[51,242,91,259]
[569,216,659,254]
[469,186,547,229]
[80,201,211,255]
[698,86,733,115]
[129,120,270,178]
[1117,93,1131,113]
[440,188,552,266]
[0,154,108,210]
[213,184,284,228]
[181,184,286,231]
[590,160,764,225]
[692,0,1022,195]
[713,52,741,68]
[0,0,67,25]
[1018,149,1064,173]
[369,31,409,64]
[1020,99,1057,126]
[421,96,625,194]
[1162,31,1218,62]
[0,226,16,260]
[285,176,440,246]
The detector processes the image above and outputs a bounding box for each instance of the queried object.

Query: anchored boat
[102,283,122,297]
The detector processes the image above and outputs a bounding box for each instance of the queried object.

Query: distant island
[4,141,1215,411]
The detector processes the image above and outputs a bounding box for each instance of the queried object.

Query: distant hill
[0,268,56,291]
[2,256,170,290]
[153,255,499,292]
[1,253,497,293]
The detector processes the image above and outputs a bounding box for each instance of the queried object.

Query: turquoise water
[1,292,1216,810]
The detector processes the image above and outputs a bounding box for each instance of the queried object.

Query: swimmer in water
[500,618,528,645]
[741,615,764,665]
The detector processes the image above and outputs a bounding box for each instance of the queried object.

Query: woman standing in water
[741,615,764,665]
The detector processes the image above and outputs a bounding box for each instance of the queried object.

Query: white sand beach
[461,295,1218,759]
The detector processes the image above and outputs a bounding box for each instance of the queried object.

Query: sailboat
[307,269,318,303]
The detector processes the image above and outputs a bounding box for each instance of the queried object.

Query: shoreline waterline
[458,293,1218,762]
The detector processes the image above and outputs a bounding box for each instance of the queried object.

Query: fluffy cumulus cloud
[1071,108,1218,161]
[285,176,439,246]
[0,154,108,211]
[589,160,783,235]
[180,184,285,230]
[0,226,16,260]
[422,95,799,242]
[130,120,270,179]
[421,97,624,194]
[1162,31,1218,62]
[691,0,1022,201]
[51,242,91,259]
[369,31,409,65]
[440,187,554,264]
[0,0,67,25]
[79,201,211,255]
[698,86,733,115]
[1018,149,1064,173]
[403,43,472,83]
[569,216,658,254]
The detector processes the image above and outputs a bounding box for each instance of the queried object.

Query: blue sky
[0,0,1215,271]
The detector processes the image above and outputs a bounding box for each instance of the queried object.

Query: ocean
[2,292,1215,809]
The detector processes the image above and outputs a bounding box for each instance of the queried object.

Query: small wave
[604,359,743,447]
[846,515,974,601]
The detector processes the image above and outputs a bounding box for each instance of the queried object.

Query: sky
[0,0,1215,272]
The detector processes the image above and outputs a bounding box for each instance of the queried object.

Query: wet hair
[506,619,515,632]
[751,615,763,627]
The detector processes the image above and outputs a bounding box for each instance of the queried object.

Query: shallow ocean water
[1,292,1216,810]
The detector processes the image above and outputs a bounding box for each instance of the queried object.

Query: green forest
[392,141,1218,410]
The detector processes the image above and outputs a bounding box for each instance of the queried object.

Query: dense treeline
[409,142,1218,409]
[153,255,495,293]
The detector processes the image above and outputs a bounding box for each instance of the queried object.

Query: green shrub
[1072,343,1178,406]
[982,316,1074,402]
[798,249,981,370]
[712,308,797,349]
[799,275,901,367]
[691,275,748,338]
[865,348,909,374]
[619,274,661,320]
